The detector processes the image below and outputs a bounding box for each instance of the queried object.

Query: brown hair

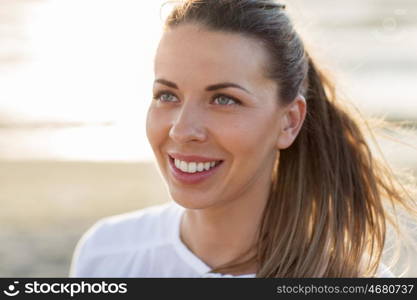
[163,0,417,277]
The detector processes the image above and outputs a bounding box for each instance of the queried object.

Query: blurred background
[0,0,416,276]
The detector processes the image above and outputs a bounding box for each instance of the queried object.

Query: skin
[146,24,306,274]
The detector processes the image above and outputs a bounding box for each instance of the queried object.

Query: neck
[179,179,270,274]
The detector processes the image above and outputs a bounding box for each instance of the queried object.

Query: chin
[170,190,217,210]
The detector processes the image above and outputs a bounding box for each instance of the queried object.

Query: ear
[276,95,307,150]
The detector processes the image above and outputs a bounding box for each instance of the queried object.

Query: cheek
[146,107,169,152]
[214,113,278,157]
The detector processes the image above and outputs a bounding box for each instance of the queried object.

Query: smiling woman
[148,24,296,215]
[69,0,417,278]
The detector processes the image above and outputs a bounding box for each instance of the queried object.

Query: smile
[174,159,221,173]
[168,155,224,184]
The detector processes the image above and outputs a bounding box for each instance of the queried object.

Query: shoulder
[93,202,180,245]
[376,263,395,277]
[79,201,182,253]
[69,201,184,276]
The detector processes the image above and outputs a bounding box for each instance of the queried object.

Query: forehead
[154,24,270,88]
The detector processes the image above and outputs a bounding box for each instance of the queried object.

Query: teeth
[188,162,197,173]
[197,162,204,172]
[180,160,187,172]
[174,158,220,173]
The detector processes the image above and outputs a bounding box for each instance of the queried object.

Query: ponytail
[256,54,416,277]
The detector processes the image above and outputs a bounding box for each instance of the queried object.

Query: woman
[70,0,416,277]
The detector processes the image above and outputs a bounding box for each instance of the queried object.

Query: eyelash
[152,91,242,106]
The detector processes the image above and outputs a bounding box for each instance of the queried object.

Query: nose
[169,101,207,144]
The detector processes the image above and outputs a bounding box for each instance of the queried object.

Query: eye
[153,91,179,103]
[212,94,241,106]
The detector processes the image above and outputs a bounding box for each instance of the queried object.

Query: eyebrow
[154,78,252,95]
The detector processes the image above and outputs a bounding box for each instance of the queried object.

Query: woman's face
[146,24,290,209]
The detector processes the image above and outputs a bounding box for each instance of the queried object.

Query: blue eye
[153,92,179,103]
[213,95,240,106]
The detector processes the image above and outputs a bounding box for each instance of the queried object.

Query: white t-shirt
[69,201,394,278]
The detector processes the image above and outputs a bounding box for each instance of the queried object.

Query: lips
[167,154,224,184]
[168,152,223,163]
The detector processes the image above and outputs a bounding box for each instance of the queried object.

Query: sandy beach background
[0,160,170,276]
[0,0,416,277]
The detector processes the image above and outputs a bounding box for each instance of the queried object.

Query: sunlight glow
[1,0,168,161]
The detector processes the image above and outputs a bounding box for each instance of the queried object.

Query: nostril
[169,122,207,143]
